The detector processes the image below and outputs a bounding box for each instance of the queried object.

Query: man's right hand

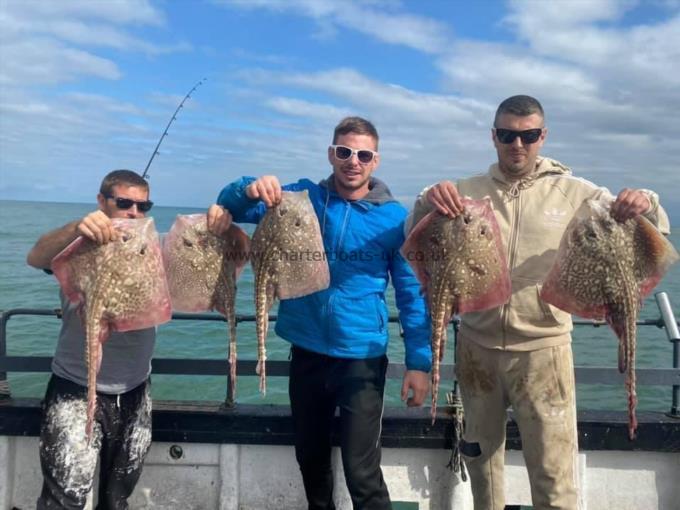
[77,210,118,245]
[246,175,282,208]
[426,181,464,217]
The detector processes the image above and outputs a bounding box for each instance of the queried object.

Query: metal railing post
[225,316,235,409]
[0,311,10,398]
[655,292,680,418]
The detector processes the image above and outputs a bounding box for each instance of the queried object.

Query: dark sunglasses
[494,128,543,145]
[105,195,154,213]
[330,144,378,164]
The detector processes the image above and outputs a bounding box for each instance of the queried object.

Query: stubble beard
[499,154,536,181]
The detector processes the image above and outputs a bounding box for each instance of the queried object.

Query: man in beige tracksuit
[408,95,670,510]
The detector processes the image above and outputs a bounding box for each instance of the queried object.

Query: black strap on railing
[445,320,467,480]
[446,387,467,481]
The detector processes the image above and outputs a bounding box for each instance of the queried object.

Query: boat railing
[1,292,679,418]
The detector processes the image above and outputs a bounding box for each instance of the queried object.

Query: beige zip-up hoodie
[408,157,670,351]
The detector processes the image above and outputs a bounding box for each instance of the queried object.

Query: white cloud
[437,42,600,106]
[26,19,191,55]
[0,38,122,85]
[265,97,350,120]
[505,1,680,89]
[63,92,143,114]
[214,0,452,53]
[506,0,629,27]
[0,0,187,88]
[247,68,481,127]
[3,0,165,27]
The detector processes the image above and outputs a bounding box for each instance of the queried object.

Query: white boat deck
[2,435,678,509]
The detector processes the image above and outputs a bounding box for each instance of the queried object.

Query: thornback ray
[162,214,250,402]
[250,191,330,394]
[541,197,679,440]
[51,218,172,440]
[402,197,511,423]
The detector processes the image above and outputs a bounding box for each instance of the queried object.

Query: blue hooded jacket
[217,175,431,372]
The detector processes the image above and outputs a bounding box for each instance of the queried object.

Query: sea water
[1,200,679,412]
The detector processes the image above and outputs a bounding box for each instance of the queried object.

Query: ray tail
[607,266,639,441]
[254,269,269,395]
[429,280,451,425]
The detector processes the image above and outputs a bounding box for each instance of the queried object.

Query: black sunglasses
[330,144,378,164]
[495,128,543,145]
[105,195,154,213]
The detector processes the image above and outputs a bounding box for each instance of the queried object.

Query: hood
[319,175,397,206]
[489,156,571,184]
[489,157,572,197]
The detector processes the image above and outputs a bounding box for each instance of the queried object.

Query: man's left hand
[207,204,233,237]
[401,370,430,407]
[610,188,651,223]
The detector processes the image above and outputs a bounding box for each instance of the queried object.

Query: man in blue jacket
[217,116,431,510]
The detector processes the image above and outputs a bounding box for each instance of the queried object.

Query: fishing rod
[141,78,206,179]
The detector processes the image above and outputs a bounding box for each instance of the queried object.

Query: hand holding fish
[250,191,330,394]
[541,197,679,439]
[246,175,282,208]
[77,210,119,245]
[52,218,172,440]
[401,370,430,407]
[206,204,233,237]
[610,188,651,223]
[402,198,512,422]
[425,180,465,218]
[163,212,250,402]
[28,211,119,270]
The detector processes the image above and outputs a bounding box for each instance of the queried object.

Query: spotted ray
[251,191,330,393]
[162,214,250,402]
[402,198,511,422]
[51,218,172,440]
[541,198,678,440]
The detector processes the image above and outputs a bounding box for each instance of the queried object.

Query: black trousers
[289,345,391,510]
[37,374,152,510]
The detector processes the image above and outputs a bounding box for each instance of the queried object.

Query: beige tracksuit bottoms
[456,338,579,510]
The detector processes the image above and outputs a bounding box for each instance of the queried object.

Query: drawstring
[116,394,121,409]
[321,190,330,236]
[505,173,538,200]
[338,201,351,246]
[321,189,351,254]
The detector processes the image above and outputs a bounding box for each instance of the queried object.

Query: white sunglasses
[330,145,378,164]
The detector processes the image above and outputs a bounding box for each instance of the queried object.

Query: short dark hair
[494,95,544,127]
[99,169,149,196]
[333,116,379,147]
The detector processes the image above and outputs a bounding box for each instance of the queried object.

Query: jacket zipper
[326,199,351,350]
[501,189,522,348]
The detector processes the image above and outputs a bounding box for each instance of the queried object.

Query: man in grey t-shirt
[27,169,232,510]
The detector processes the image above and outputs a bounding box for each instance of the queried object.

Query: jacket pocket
[536,283,561,323]
[276,295,324,341]
[330,294,387,338]
[507,280,570,336]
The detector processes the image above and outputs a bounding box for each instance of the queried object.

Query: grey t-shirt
[52,291,156,394]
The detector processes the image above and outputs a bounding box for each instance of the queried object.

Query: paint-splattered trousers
[456,338,579,510]
[289,345,391,510]
[36,374,152,510]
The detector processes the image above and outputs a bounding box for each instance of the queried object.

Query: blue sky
[1,0,679,221]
